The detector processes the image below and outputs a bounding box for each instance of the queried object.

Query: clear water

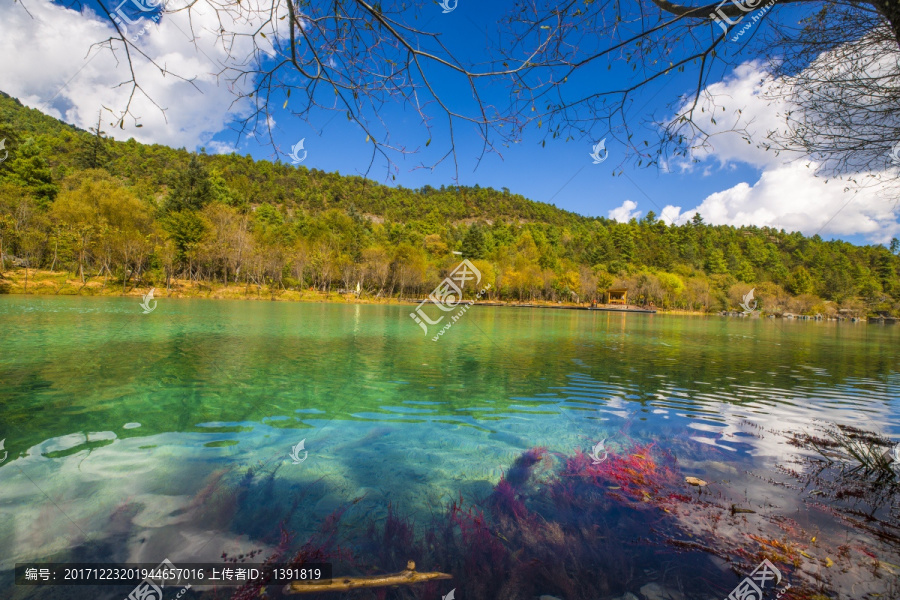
[1,296,898,599]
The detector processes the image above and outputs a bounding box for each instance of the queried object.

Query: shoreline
[0,268,711,315]
[6,269,878,321]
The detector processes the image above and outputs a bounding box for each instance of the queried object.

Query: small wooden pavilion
[607,288,628,305]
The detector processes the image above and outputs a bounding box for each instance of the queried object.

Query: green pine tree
[163,210,208,263]
[788,266,814,295]
[75,112,111,170]
[705,248,728,274]
[3,141,58,207]
[166,155,215,212]
[461,224,486,259]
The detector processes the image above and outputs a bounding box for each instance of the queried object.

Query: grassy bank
[0,268,715,314]
[0,268,392,304]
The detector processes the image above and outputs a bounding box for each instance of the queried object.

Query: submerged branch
[283,560,452,594]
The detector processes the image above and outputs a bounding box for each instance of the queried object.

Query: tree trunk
[51,236,58,271]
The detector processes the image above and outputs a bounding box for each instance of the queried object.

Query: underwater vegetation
[787,423,900,482]
[200,433,900,600]
[781,423,900,565]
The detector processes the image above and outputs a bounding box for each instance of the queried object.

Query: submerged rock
[639,583,685,600]
[313,493,342,514]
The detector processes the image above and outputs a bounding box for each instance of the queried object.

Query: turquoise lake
[1,296,898,600]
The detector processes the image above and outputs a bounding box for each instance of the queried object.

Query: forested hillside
[1,91,898,315]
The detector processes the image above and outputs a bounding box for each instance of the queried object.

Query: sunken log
[284,560,452,594]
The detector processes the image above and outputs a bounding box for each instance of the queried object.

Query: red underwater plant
[558,443,680,507]
[489,478,529,520]
[365,501,422,570]
[447,498,508,568]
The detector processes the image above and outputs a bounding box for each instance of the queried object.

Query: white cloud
[608,199,641,222]
[0,0,281,150]
[206,140,237,154]
[668,61,788,172]
[658,163,900,242]
[660,62,900,242]
[659,205,684,226]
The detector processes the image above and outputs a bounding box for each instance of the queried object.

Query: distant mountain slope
[0,90,588,226]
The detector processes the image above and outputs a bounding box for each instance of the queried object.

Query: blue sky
[1,0,897,245]
[194,1,770,223]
